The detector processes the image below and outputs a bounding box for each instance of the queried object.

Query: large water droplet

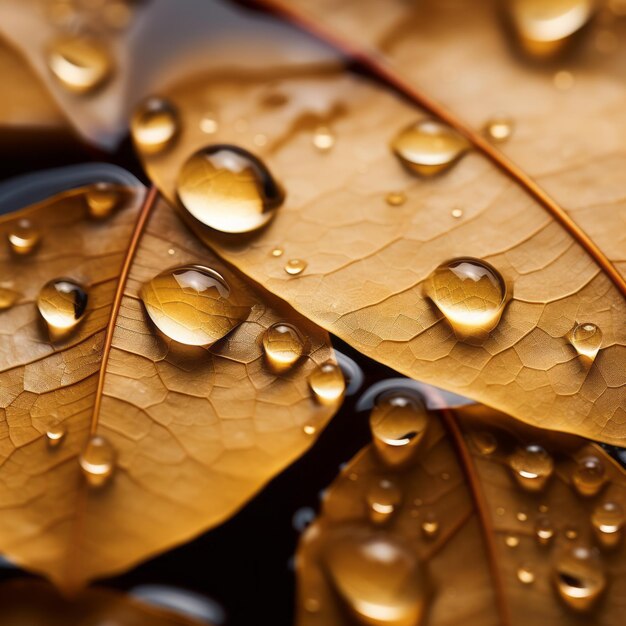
[509,444,554,492]
[425,257,509,339]
[47,36,112,93]
[568,323,602,360]
[392,119,470,177]
[591,501,624,549]
[535,516,555,546]
[366,479,402,525]
[46,419,66,448]
[324,531,429,626]
[85,183,121,219]
[7,219,40,256]
[262,322,306,372]
[131,97,179,154]
[571,455,606,497]
[79,435,116,488]
[509,0,595,58]
[370,391,429,468]
[140,265,249,347]
[177,145,284,234]
[308,362,345,405]
[0,287,19,311]
[553,545,606,612]
[37,278,88,338]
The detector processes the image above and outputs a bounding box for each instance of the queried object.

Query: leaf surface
[0,181,339,589]
[295,404,626,626]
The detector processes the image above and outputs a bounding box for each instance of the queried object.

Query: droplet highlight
[421,512,440,540]
[85,182,121,219]
[262,322,306,372]
[312,126,335,152]
[517,564,535,584]
[37,278,88,338]
[553,545,606,612]
[131,97,179,154]
[177,145,284,234]
[569,323,602,360]
[308,362,345,405]
[509,444,554,492]
[46,420,66,448]
[484,117,514,143]
[535,516,555,545]
[7,219,40,256]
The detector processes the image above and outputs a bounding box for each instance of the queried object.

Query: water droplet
[569,323,602,360]
[262,322,306,372]
[0,287,19,311]
[517,511,529,522]
[46,420,66,448]
[7,219,40,255]
[484,117,514,143]
[312,126,335,152]
[177,145,284,234]
[554,70,575,91]
[421,512,440,539]
[324,531,429,626]
[79,435,116,487]
[366,479,402,525]
[47,36,112,93]
[37,278,88,338]
[85,182,120,219]
[284,258,307,276]
[469,430,497,455]
[392,119,470,177]
[370,391,429,468]
[553,545,606,612]
[535,516,555,545]
[509,444,554,492]
[591,501,624,548]
[517,564,535,584]
[425,257,509,339]
[271,246,284,257]
[200,114,219,134]
[385,191,406,207]
[131,97,179,154]
[505,534,520,548]
[303,424,316,436]
[308,362,345,405]
[571,455,606,496]
[509,0,595,58]
[451,208,463,219]
[140,265,249,347]
[564,526,579,540]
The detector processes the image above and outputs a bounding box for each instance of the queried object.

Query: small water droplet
[366,479,402,525]
[517,564,535,584]
[200,114,219,134]
[324,531,429,626]
[568,323,602,360]
[85,182,120,219]
[553,545,606,612]
[37,278,88,338]
[370,390,429,468]
[571,455,606,496]
[591,501,624,549]
[385,191,406,207]
[46,420,66,448]
[271,246,284,257]
[0,287,19,311]
[484,117,514,143]
[284,258,307,276]
[451,208,464,219]
[392,119,470,177]
[177,145,284,234]
[535,516,555,545]
[47,36,112,93]
[509,444,554,492]
[425,257,509,339]
[469,430,497,455]
[168,248,176,256]
[312,126,335,152]
[140,265,249,346]
[564,526,579,540]
[79,435,116,487]
[7,219,40,256]
[262,322,306,372]
[421,512,440,539]
[517,511,529,522]
[505,534,520,548]
[554,70,575,91]
[303,424,316,436]
[308,362,345,405]
[132,97,179,154]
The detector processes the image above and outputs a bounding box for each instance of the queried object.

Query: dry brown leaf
[295,403,626,625]
[0,183,339,590]
[137,59,625,444]
[0,579,206,626]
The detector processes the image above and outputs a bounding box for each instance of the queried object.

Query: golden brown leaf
[136,60,626,444]
[0,579,206,626]
[0,183,339,590]
[295,403,626,625]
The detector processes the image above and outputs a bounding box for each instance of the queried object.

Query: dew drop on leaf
[308,362,345,405]
[508,444,554,492]
[385,191,406,207]
[369,390,429,468]
[85,182,121,219]
[140,265,249,347]
[262,322,306,372]
[591,502,624,549]
[79,435,116,488]
[483,116,514,143]
[553,545,606,612]
[270,246,284,257]
[312,126,335,152]
[517,564,535,584]
[284,258,307,275]
[131,97,179,154]
[37,278,88,337]
[392,119,470,177]
[7,219,40,256]
[469,430,498,455]
[45,419,66,449]
[505,534,520,548]
[425,257,509,339]
[421,512,439,540]
[366,479,402,525]
[0,287,19,311]
[571,455,606,496]
[177,145,284,234]
[569,323,603,360]
[47,36,112,93]
[535,516,555,545]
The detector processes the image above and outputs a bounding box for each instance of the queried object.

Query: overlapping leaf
[296,404,626,625]
[0,182,339,589]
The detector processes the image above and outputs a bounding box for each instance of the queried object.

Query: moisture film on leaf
[0,173,340,590]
